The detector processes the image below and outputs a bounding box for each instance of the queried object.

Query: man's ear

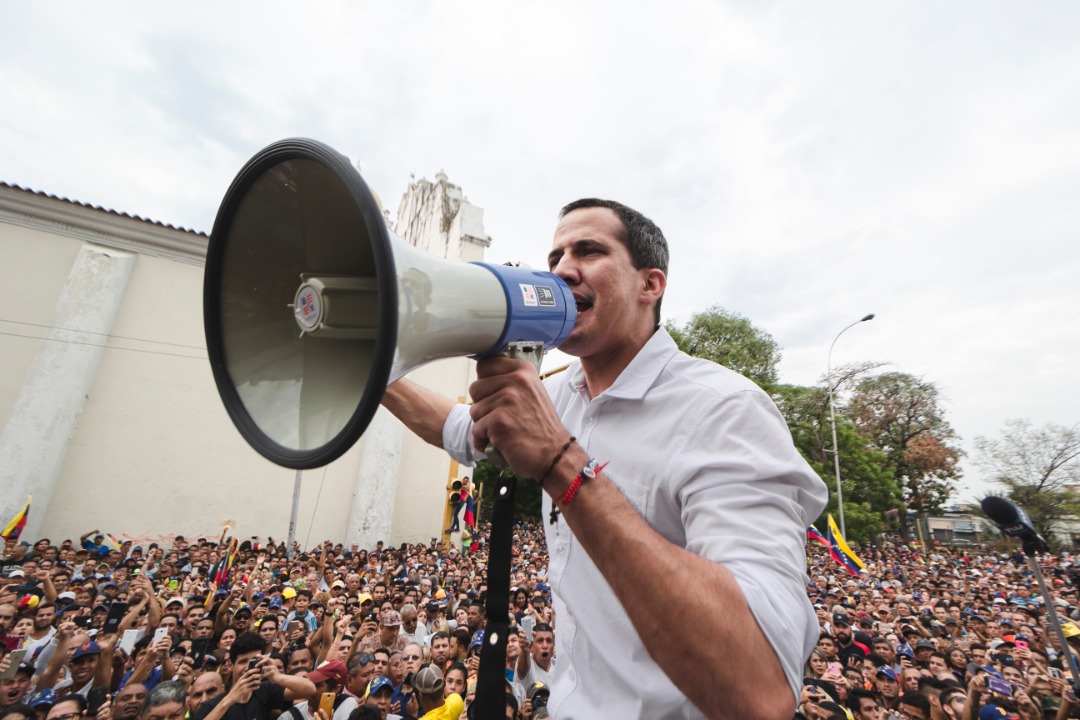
[640,268,666,304]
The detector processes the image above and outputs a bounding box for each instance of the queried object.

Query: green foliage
[773,383,901,543]
[812,498,886,544]
[665,305,782,389]
[848,372,963,519]
[473,460,544,522]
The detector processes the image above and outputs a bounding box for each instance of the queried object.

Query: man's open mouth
[574,296,593,313]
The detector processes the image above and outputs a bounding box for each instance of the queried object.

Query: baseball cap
[367,676,393,695]
[413,665,444,694]
[27,690,57,708]
[979,705,1008,720]
[357,593,373,604]
[380,610,402,627]
[282,587,297,599]
[915,639,936,650]
[832,613,850,627]
[469,630,485,651]
[71,641,101,660]
[876,666,898,682]
[526,681,550,701]
[308,660,348,687]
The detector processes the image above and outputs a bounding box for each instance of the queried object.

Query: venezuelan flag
[1,496,30,541]
[826,515,867,575]
[806,525,830,548]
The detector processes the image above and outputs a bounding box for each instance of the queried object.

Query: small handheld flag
[1,496,30,541]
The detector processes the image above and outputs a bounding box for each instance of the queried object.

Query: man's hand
[227,665,262,706]
[468,356,569,480]
[94,695,113,720]
[57,620,77,642]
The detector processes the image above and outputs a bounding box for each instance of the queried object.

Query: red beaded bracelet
[549,460,609,525]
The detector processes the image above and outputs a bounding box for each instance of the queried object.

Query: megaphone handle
[484,343,546,469]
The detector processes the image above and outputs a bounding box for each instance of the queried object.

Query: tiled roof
[0,181,207,237]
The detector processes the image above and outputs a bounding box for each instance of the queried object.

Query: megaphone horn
[204,139,576,469]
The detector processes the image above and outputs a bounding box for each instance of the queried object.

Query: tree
[773,383,900,542]
[848,372,963,537]
[665,306,781,389]
[472,460,543,522]
[973,419,1080,542]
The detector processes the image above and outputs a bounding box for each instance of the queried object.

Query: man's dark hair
[347,706,381,720]
[0,705,35,720]
[897,692,931,714]
[430,631,450,645]
[559,198,670,326]
[865,652,886,667]
[532,623,553,636]
[229,632,267,662]
[295,589,312,600]
[846,688,877,713]
[57,696,88,714]
[917,675,950,696]
[940,687,966,708]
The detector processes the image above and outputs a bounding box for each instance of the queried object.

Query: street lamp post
[827,313,875,539]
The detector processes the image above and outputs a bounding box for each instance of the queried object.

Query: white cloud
[2,0,1079,501]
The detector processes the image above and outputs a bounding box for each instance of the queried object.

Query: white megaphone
[203,139,576,469]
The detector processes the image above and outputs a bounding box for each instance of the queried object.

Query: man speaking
[383,199,827,719]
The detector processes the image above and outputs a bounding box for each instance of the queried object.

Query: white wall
[0,173,492,549]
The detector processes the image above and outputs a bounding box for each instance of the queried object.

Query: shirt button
[586,418,595,426]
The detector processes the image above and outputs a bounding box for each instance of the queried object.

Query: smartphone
[318,693,336,717]
[74,616,92,628]
[0,649,26,679]
[287,621,302,635]
[153,627,170,644]
[987,676,1013,697]
[119,629,145,655]
[247,658,259,670]
[103,602,129,634]
[190,638,210,667]
[522,615,535,642]
[1016,640,1029,650]
[1050,667,1063,679]
[87,687,109,716]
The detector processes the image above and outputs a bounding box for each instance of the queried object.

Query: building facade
[0,171,486,549]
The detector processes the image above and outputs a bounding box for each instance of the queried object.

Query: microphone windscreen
[981,496,1019,526]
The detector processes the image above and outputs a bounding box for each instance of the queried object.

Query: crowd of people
[5,523,1080,720]
[6,524,1080,720]
[0,522,552,720]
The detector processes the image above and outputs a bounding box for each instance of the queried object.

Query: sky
[2,2,1079,503]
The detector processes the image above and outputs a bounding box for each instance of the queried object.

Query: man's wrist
[543,447,592,500]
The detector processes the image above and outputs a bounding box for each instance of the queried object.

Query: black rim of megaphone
[203,138,398,469]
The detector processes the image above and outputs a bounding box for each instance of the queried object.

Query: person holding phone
[192,633,314,720]
[283,660,354,720]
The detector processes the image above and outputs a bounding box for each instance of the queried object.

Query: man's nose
[549,255,579,284]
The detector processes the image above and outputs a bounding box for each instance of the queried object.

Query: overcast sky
[3,2,1078,502]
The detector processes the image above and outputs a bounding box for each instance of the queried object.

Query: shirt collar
[560,327,679,401]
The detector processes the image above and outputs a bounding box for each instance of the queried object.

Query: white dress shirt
[443,328,827,719]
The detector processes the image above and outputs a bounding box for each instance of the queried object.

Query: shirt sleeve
[673,388,828,703]
[441,403,484,466]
